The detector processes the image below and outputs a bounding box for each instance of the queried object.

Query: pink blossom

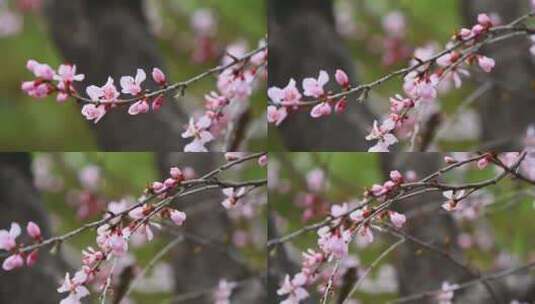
[478,56,495,73]
[0,9,22,37]
[164,177,177,188]
[477,13,493,28]
[86,77,119,103]
[334,98,347,113]
[356,225,374,245]
[382,11,406,37]
[389,95,413,113]
[389,170,403,183]
[26,221,41,240]
[471,24,485,36]
[310,102,332,118]
[25,250,39,266]
[213,279,237,304]
[81,104,107,124]
[191,8,217,36]
[306,169,325,192]
[317,227,351,258]
[302,70,329,98]
[277,273,309,304]
[182,116,214,152]
[442,190,465,212]
[151,67,166,86]
[2,254,24,271]
[128,99,150,115]
[170,167,184,181]
[370,184,387,197]
[459,28,474,40]
[350,209,366,222]
[21,81,51,99]
[54,64,85,83]
[82,247,104,267]
[57,271,90,304]
[78,165,101,191]
[330,203,349,217]
[267,106,288,126]
[436,281,459,304]
[0,222,21,251]
[26,59,55,80]
[217,68,254,101]
[258,155,268,167]
[221,187,246,209]
[120,68,146,96]
[205,91,228,110]
[128,206,146,220]
[389,211,406,228]
[224,152,245,161]
[366,120,399,152]
[335,69,350,87]
[109,233,128,256]
[151,181,166,194]
[170,210,187,226]
[477,157,490,169]
[152,94,165,111]
[268,79,302,106]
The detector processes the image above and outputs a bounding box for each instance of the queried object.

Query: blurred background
[0,0,266,150]
[268,152,535,303]
[0,152,267,303]
[268,0,535,151]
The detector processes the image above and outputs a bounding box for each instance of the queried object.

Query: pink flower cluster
[57,166,189,303]
[366,13,497,152]
[22,60,168,124]
[182,42,267,152]
[278,170,408,304]
[22,60,85,102]
[0,221,41,271]
[268,69,351,126]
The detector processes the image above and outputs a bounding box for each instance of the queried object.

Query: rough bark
[462,0,535,150]
[0,153,68,304]
[268,0,376,151]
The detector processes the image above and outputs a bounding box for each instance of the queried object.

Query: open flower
[81,104,107,124]
[268,79,302,106]
[54,64,85,83]
[302,70,329,98]
[57,271,90,304]
[267,106,288,126]
[182,116,214,152]
[277,273,309,304]
[120,68,146,96]
[170,210,187,226]
[221,187,246,209]
[389,211,406,228]
[86,77,120,103]
[442,190,466,211]
[0,222,21,251]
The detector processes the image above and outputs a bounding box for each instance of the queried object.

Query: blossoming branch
[0,152,267,304]
[21,42,267,152]
[268,151,535,304]
[268,11,535,151]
